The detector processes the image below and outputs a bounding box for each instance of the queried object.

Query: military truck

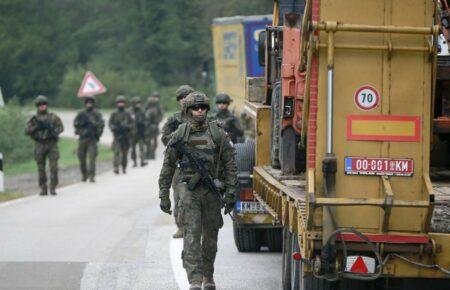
[245,0,450,289]
[212,15,285,252]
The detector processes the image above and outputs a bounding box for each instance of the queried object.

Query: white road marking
[170,238,189,290]
[0,195,37,208]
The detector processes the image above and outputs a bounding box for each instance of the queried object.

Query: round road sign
[354,86,380,111]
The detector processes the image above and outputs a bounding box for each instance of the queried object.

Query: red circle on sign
[354,85,380,111]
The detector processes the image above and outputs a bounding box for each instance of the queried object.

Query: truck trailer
[243,0,450,289]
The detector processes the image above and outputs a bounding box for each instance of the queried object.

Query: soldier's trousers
[172,169,182,228]
[178,183,224,283]
[146,134,158,158]
[77,138,98,178]
[112,139,129,171]
[131,137,145,164]
[34,140,59,190]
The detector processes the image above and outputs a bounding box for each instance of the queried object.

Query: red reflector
[240,188,254,201]
[350,256,369,273]
[292,252,302,261]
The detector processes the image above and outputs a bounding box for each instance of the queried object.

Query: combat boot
[202,277,216,290]
[141,160,148,167]
[39,185,48,196]
[133,160,137,167]
[189,282,202,290]
[172,227,183,239]
[50,187,57,196]
[114,169,119,174]
[122,166,127,174]
[89,176,95,183]
[81,174,87,182]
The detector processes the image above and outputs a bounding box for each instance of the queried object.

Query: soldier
[160,84,194,239]
[145,95,163,159]
[25,95,64,196]
[213,93,244,143]
[73,96,105,182]
[160,85,194,146]
[109,96,133,174]
[158,92,237,290]
[129,96,148,167]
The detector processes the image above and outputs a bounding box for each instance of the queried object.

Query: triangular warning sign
[77,71,107,97]
[350,256,369,273]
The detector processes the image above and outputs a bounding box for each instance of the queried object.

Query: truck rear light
[345,256,376,274]
[239,188,254,201]
[292,252,302,261]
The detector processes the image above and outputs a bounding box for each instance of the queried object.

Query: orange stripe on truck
[347,115,421,142]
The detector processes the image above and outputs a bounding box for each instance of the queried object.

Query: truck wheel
[282,228,292,290]
[431,194,450,233]
[234,139,255,172]
[233,222,260,252]
[265,228,283,252]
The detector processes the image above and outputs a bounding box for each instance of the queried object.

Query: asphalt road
[0,110,282,290]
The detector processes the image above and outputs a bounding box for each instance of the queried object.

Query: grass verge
[4,138,113,176]
[0,191,27,203]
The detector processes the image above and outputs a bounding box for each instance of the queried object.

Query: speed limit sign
[354,86,380,110]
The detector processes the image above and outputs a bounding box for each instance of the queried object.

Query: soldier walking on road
[159,92,237,290]
[73,96,104,182]
[25,95,64,196]
[160,85,194,239]
[130,96,148,167]
[213,93,244,144]
[145,94,163,159]
[109,96,133,174]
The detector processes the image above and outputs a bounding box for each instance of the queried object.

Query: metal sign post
[0,153,4,192]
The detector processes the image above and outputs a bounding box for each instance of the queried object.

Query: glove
[160,196,172,215]
[223,193,235,215]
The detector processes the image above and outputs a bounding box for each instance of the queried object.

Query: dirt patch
[4,161,112,196]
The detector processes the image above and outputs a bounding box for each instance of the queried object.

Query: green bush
[0,104,34,165]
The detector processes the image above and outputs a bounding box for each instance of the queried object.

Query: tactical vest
[173,121,224,178]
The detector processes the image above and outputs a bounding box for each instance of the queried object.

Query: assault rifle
[34,118,57,138]
[171,139,235,220]
[78,114,97,140]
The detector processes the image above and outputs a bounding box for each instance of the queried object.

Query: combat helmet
[131,96,142,104]
[84,96,96,103]
[183,91,210,114]
[215,93,232,104]
[115,95,127,103]
[150,91,161,98]
[175,85,194,101]
[34,95,48,106]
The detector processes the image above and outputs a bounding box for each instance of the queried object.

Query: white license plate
[345,157,413,177]
[235,201,267,213]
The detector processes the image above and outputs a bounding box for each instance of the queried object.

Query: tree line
[0,0,272,109]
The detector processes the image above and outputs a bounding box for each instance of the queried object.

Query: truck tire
[234,139,255,172]
[233,222,260,252]
[282,228,292,290]
[431,197,450,233]
[265,228,283,252]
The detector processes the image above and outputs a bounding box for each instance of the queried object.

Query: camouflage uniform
[213,93,244,143]
[25,95,64,195]
[73,96,104,182]
[129,97,147,167]
[109,96,134,173]
[159,92,237,288]
[160,85,194,238]
[145,96,163,159]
